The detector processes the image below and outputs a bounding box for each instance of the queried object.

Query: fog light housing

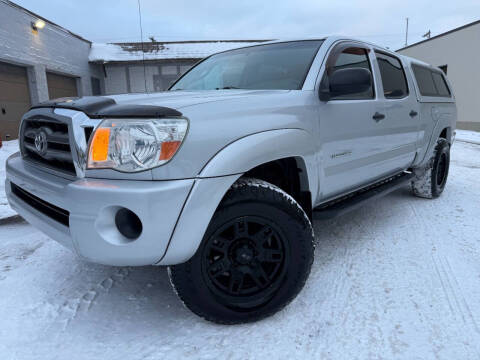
[115,208,142,240]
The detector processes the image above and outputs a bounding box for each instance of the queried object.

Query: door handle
[372,112,385,122]
[1,107,5,115]
[409,110,418,117]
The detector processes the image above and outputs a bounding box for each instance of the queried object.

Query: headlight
[87,118,188,172]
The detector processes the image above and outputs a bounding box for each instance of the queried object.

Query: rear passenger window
[412,64,451,97]
[412,65,437,96]
[432,72,451,97]
[375,52,408,98]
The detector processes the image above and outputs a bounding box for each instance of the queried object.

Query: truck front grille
[11,183,70,227]
[21,117,76,176]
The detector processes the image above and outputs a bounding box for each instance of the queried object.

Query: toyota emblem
[34,131,48,156]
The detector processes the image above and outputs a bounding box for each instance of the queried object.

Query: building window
[91,77,101,95]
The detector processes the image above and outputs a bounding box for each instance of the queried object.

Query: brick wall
[0,0,104,104]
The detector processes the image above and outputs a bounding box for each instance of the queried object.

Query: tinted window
[170,41,323,91]
[412,64,451,97]
[412,65,437,96]
[375,52,408,98]
[432,72,451,96]
[326,46,374,100]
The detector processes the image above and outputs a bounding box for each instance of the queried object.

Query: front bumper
[6,152,194,266]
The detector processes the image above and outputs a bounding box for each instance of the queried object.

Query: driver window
[324,46,374,100]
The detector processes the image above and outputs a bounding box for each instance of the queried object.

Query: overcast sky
[13,0,480,50]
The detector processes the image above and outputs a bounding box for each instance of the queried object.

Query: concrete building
[397,20,480,131]
[0,0,265,140]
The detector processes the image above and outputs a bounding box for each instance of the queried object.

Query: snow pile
[89,41,266,62]
[0,140,18,219]
[456,129,480,144]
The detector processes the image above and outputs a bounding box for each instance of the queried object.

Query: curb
[0,214,25,226]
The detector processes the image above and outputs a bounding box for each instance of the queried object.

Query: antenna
[405,17,409,47]
[137,0,147,93]
[422,30,431,39]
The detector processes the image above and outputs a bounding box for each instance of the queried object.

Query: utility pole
[405,17,409,47]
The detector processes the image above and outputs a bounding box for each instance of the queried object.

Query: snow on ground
[0,139,480,360]
[456,129,480,145]
[0,140,18,219]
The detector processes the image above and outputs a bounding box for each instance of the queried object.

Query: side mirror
[319,67,372,101]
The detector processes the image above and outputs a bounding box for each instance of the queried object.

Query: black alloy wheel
[202,216,288,308]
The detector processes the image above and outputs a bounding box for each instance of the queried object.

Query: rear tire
[411,138,450,199]
[168,178,314,324]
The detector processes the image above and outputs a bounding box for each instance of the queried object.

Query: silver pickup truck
[5,37,456,324]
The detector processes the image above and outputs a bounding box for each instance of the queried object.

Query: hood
[109,90,290,109]
[31,90,290,118]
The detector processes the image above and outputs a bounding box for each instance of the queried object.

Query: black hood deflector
[31,96,183,118]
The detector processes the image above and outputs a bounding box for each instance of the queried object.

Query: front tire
[411,138,450,199]
[168,178,314,324]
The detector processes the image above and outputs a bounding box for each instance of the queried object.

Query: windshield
[170,40,323,91]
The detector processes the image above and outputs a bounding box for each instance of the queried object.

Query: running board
[313,172,414,220]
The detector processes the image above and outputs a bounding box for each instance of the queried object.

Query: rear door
[372,50,419,173]
[0,61,31,140]
[317,42,390,200]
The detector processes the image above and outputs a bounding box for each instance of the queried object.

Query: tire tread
[411,138,449,199]
[168,177,314,324]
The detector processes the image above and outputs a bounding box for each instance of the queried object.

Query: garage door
[0,62,31,141]
[47,72,78,100]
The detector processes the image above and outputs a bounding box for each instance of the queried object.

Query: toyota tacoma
[5,37,456,324]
